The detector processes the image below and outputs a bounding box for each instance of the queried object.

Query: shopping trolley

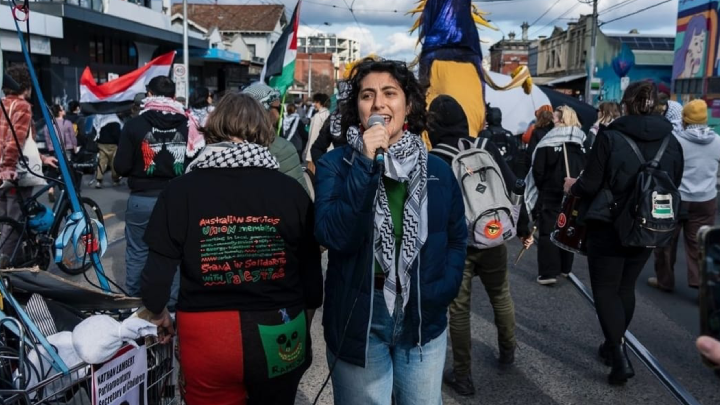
[0,317,179,405]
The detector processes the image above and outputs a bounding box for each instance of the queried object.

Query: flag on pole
[79,51,175,114]
[261,1,301,95]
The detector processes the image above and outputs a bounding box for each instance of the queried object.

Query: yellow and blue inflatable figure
[410,0,532,143]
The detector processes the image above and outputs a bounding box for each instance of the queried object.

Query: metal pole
[182,0,189,108]
[308,53,313,99]
[585,0,598,104]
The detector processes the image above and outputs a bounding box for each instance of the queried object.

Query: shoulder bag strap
[430,144,460,160]
[650,136,671,167]
[618,133,645,165]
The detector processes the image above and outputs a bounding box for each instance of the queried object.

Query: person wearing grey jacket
[242,83,309,195]
[651,99,720,291]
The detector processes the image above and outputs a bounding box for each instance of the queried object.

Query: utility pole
[307,53,313,99]
[585,0,598,104]
[182,0,189,108]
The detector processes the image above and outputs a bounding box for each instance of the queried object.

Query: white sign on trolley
[92,345,148,405]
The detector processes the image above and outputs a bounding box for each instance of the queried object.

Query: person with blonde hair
[588,102,621,148]
[524,105,587,285]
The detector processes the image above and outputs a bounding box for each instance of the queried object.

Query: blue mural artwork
[612,44,636,78]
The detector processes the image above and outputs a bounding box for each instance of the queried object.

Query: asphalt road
[54,173,720,405]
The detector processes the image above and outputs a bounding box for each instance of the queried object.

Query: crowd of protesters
[1,57,719,405]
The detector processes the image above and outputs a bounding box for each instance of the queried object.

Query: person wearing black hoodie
[565,81,684,385]
[479,106,523,177]
[428,95,532,396]
[114,76,195,305]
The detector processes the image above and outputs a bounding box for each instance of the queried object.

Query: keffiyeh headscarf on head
[242,83,281,111]
[665,100,683,136]
[141,96,204,157]
[346,126,428,316]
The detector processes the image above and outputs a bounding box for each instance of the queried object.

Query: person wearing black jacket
[525,109,554,166]
[141,92,322,404]
[428,95,532,396]
[565,81,684,385]
[93,113,122,188]
[527,106,586,285]
[479,106,523,177]
[114,76,191,304]
[309,111,347,165]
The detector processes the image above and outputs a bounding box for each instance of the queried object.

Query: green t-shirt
[374,177,408,275]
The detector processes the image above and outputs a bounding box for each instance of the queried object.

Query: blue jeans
[125,194,179,307]
[327,289,447,405]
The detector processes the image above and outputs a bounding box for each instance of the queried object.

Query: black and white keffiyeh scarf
[347,126,429,315]
[187,141,279,172]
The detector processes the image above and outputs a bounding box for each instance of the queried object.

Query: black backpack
[614,134,680,248]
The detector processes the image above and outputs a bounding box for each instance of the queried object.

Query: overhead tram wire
[529,0,563,27]
[598,0,643,15]
[341,0,371,46]
[529,1,584,37]
[599,0,673,26]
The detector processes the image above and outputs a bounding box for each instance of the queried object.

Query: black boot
[620,342,635,379]
[598,342,612,366]
[607,344,633,385]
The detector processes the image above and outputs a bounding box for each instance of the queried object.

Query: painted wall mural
[673,13,708,80]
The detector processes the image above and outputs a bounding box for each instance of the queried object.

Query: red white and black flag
[79,51,175,114]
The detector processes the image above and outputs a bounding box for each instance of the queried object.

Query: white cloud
[223,0,680,65]
[382,32,418,59]
[298,25,324,37]
[338,26,381,56]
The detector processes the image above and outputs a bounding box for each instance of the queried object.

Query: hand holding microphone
[362,114,389,164]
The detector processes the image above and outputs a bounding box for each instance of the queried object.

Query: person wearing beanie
[651,98,719,292]
[242,83,309,195]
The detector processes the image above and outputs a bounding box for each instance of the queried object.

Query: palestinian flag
[262,1,301,95]
[79,51,175,114]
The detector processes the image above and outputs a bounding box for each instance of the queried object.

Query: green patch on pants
[258,311,307,378]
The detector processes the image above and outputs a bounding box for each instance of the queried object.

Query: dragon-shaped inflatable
[410,0,533,140]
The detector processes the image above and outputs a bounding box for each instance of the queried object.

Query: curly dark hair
[4,65,31,95]
[622,81,658,116]
[340,57,427,136]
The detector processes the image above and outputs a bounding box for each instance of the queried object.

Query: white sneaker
[537,276,557,285]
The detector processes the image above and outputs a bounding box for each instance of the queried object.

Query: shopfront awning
[546,73,587,86]
[177,48,241,63]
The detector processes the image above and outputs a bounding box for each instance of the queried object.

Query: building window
[90,36,138,67]
[247,44,256,58]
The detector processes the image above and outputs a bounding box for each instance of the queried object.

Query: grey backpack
[431,138,520,249]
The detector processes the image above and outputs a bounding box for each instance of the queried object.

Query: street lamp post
[182,0,189,107]
[585,0,598,104]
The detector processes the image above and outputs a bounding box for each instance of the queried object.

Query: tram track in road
[567,273,701,405]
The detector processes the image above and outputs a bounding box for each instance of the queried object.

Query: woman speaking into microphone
[314,57,467,404]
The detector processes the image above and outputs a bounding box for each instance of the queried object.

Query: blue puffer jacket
[315,145,467,367]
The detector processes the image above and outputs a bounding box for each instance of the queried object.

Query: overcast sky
[216,0,680,62]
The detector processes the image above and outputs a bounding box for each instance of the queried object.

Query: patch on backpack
[651,192,674,219]
[484,220,502,239]
[557,213,567,228]
[476,183,487,194]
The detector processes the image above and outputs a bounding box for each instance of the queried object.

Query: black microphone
[367,114,386,164]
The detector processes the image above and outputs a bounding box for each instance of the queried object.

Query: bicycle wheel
[52,197,105,275]
[0,216,37,269]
